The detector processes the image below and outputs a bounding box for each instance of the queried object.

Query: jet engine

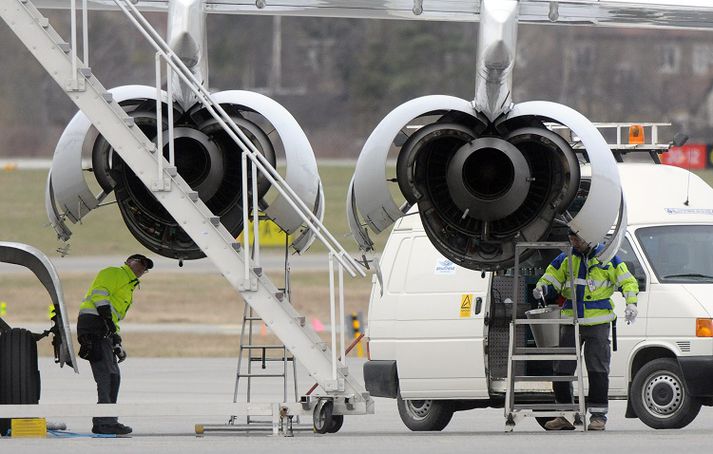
[348,96,625,271]
[46,86,324,260]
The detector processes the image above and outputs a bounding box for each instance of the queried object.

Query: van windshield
[636,225,713,283]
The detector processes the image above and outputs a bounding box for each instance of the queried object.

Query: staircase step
[79,67,92,78]
[57,42,70,53]
[247,357,294,362]
[513,375,578,382]
[236,373,287,378]
[187,191,199,202]
[511,354,578,361]
[513,403,580,411]
[241,345,288,350]
[209,216,220,226]
[37,17,48,28]
[101,92,114,103]
[513,347,577,355]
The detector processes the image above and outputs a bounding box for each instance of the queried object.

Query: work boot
[587,416,606,431]
[92,422,132,435]
[544,417,575,431]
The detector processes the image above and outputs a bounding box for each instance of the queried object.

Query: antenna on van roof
[671,133,691,205]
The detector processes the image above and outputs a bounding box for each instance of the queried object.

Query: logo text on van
[665,208,713,215]
[435,258,456,275]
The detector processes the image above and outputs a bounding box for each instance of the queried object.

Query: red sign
[660,144,707,169]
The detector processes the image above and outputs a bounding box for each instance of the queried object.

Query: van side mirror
[672,132,689,148]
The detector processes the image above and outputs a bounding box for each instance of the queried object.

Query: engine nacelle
[47,86,323,260]
[348,97,624,271]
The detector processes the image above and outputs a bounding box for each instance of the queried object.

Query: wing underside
[34,0,713,30]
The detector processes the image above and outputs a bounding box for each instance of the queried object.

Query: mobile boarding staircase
[0,0,372,435]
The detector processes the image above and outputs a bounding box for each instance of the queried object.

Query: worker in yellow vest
[77,254,153,435]
[533,230,638,431]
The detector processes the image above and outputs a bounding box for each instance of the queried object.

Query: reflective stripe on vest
[79,307,99,316]
[577,313,616,325]
[542,273,562,291]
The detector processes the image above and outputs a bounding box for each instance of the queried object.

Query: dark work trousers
[553,323,611,419]
[89,337,121,426]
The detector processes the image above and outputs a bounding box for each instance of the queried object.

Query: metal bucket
[525,305,562,348]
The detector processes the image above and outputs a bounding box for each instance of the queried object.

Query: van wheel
[630,358,701,429]
[397,396,453,431]
[0,328,41,436]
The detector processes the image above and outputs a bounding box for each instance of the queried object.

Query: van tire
[397,396,453,431]
[0,328,41,436]
[630,358,701,429]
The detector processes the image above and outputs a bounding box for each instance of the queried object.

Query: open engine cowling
[348,96,624,271]
[46,86,323,260]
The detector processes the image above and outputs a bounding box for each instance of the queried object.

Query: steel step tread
[512,403,581,411]
[235,373,288,378]
[511,354,578,361]
[513,375,579,382]
[241,345,288,349]
[246,357,294,362]
[513,347,577,355]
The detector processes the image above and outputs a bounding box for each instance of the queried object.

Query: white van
[364,162,713,430]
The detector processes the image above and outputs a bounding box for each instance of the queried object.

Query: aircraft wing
[35,0,713,30]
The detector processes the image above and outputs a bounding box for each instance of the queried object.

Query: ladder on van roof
[504,242,587,432]
[546,122,677,164]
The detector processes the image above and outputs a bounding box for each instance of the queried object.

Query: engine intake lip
[446,137,531,221]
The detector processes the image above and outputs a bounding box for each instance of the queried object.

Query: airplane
[1,0,712,432]
[39,0,713,271]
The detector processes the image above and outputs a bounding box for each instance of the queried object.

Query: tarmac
[1,357,712,453]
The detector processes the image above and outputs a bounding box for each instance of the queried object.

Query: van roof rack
[546,122,672,164]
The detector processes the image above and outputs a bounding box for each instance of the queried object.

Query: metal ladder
[504,241,587,431]
[229,301,300,427]
[0,0,371,417]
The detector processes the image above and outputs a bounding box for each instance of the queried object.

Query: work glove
[624,304,638,324]
[111,333,123,346]
[113,343,127,363]
[532,285,547,300]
